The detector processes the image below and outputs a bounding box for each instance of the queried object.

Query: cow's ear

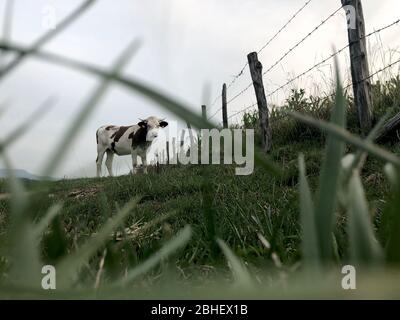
[138,121,147,128]
[159,121,168,128]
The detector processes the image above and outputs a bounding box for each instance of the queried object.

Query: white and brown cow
[96,116,168,177]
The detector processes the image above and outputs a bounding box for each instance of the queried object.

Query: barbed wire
[262,5,343,77]
[210,5,343,120]
[227,57,400,121]
[227,102,257,120]
[227,0,314,90]
[208,0,314,113]
[342,57,400,95]
[208,81,253,120]
[266,18,400,99]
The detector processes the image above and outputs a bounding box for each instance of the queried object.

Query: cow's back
[97,124,139,155]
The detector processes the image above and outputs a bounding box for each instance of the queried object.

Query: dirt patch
[67,186,101,200]
[113,221,162,243]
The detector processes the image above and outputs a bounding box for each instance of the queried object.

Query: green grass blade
[0,97,56,152]
[217,239,253,288]
[116,225,192,286]
[382,164,400,263]
[33,203,63,238]
[201,168,218,258]
[0,0,13,66]
[290,111,400,167]
[0,155,41,288]
[384,163,398,188]
[7,221,42,288]
[347,171,383,266]
[298,154,320,268]
[313,67,346,262]
[56,197,140,288]
[41,40,140,176]
[369,107,396,141]
[342,106,396,184]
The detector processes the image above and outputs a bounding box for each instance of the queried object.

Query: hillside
[0,136,393,290]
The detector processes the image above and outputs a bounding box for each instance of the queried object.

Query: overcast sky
[0,0,399,178]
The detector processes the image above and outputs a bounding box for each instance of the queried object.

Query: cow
[96,116,168,177]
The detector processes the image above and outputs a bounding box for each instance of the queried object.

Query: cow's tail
[96,128,101,163]
[96,128,100,145]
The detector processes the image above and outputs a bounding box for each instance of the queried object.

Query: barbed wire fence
[208,1,343,120]
[208,0,314,118]
[227,18,400,121]
[205,0,400,150]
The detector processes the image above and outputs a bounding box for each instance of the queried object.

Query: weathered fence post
[179,129,185,149]
[166,140,170,165]
[247,52,271,152]
[342,0,373,133]
[222,83,228,128]
[201,104,207,120]
[185,122,196,161]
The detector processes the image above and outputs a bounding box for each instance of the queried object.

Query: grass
[0,129,396,296]
[0,162,298,267]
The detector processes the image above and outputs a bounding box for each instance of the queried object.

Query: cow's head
[138,116,168,142]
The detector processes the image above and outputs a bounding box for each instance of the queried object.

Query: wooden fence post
[180,129,185,148]
[247,52,271,152]
[169,137,176,164]
[201,105,207,120]
[162,150,166,165]
[222,83,228,128]
[166,141,170,165]
[342,0,373,133]
[186,122,195,160]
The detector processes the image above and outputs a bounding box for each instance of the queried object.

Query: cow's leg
[96,147,106,177]
[131,149,139,175]
[142,152,148,174]
[105,150,114,177]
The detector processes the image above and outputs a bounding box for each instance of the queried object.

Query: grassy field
[1,76,400,298]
